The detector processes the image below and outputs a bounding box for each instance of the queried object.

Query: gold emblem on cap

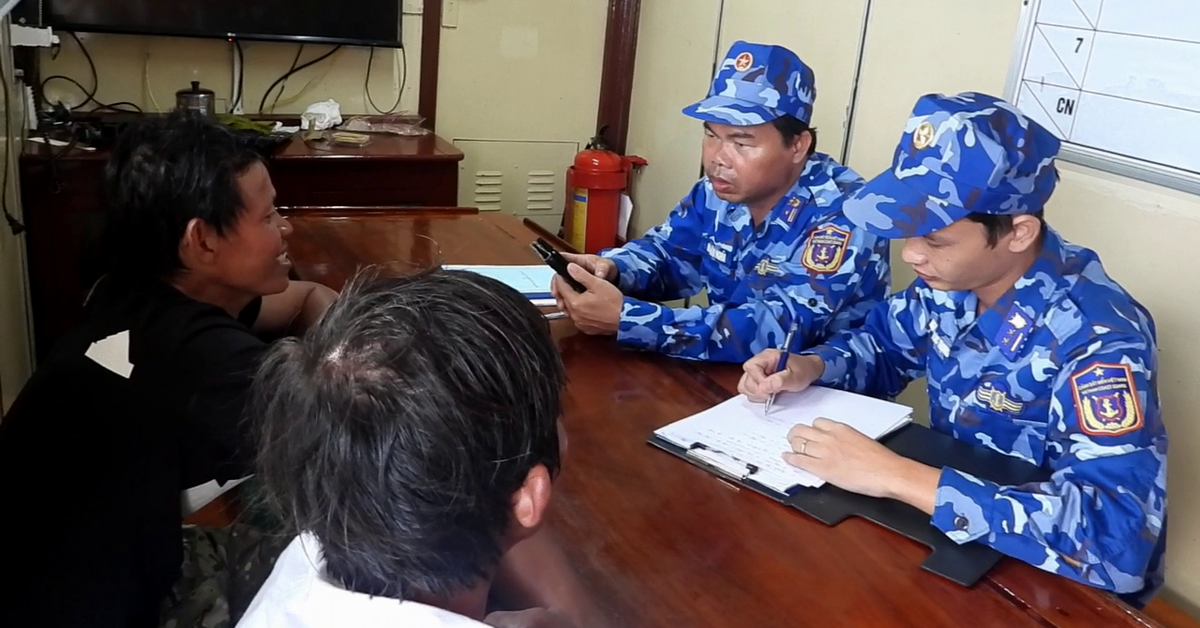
[913,121,936,150]
[734,52,754,72]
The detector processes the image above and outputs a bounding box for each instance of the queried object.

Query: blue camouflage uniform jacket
[807,228,1167,606]
[600,153,890,363]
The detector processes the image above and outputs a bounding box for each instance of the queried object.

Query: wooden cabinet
[19,130,463,362]
[270,133,462,209]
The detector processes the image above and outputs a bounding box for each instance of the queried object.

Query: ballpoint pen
[764,322,798,415]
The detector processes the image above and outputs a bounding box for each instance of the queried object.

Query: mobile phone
[531,238,587,293]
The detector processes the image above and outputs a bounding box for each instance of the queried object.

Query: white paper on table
[442,264,557,299]
[654,388,912,493]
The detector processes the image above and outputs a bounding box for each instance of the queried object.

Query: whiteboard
[1004,0,1200,194]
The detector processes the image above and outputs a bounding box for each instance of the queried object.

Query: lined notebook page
[655,388,913,493]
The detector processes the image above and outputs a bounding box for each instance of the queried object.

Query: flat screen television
[14,0,402,48]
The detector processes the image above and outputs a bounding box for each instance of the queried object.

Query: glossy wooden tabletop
[273,132,464,160]
[285,211,1167,628]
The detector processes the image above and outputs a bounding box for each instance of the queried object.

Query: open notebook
[653,387,912,494]
[442,264,557,306]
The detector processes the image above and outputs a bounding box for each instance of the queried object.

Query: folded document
[654,387,912,494]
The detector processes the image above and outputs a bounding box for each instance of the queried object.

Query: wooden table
[284,210,1174,628]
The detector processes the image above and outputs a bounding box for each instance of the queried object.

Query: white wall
[435,0,608,232]
[435,0,604,141]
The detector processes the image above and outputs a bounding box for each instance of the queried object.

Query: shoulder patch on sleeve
[800,225,851,274]
[1070,362,1144,437]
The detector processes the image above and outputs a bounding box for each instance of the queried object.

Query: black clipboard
[648,422,1049,587]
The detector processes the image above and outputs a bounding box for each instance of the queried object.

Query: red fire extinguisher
[562,133,646,254]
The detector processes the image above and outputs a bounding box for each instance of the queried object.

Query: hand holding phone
[531,238,587,293]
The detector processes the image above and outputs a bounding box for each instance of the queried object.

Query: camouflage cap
[683,41,817,126]
[843,92,1062,239]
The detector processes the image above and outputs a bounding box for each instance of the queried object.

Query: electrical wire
[271,63,333,112]
[39,75,140,113]
[143,43,162,112]
[364,46,405,114]
[39,32,142,113]
[270,44,305,114]
[258,46,341,113]
[40,32,96,109]
[231,39,245,112]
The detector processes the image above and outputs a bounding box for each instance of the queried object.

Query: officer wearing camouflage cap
[740,92,1168,607]
[550,41,890,363]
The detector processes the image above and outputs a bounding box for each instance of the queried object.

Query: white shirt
[237,534,490,628]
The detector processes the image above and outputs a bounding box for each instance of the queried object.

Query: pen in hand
[764,322,798,415]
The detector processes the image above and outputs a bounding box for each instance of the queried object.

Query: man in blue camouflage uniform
[739,92,1168,607]
[550,41,890,363]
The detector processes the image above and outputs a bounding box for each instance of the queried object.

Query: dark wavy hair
[251,267,566,599]
[967,210,1046,248]
[100,109,262,277]
[772,114,817,157]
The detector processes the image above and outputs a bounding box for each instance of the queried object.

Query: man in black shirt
[0,111,337,628]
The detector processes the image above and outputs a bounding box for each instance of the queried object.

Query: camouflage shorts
[157,523,289,628]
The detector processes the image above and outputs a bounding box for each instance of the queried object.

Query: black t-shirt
[0,274,267,628]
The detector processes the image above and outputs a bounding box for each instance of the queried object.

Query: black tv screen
[21,0,402,48]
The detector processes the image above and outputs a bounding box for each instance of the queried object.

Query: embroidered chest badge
[754,257,784,277]
[995,306,1032,359]
[974,382,1025,414]
[706,240,729,264]
[801,226,850,274]
[1070,363,1144,437]
[785,197,803,225]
